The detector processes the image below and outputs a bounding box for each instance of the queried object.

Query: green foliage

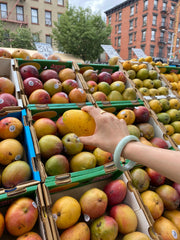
[0,20,36,49]
[52,7,111,62]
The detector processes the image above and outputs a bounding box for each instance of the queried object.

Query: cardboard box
[0,183,53,239]
[0,58,23,109]
[42,171,160,240]
[0,109,41,199]
[14,59,93,107]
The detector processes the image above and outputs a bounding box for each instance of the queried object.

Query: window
[58,0,64,5]
[161,17,166,27]
[45,0,51,2]
[151,30,156,41]
[130,6,134,16]
[0,3,7,19]
[118,12,122,21]
[171,4,175,15]
[46,35,52,45]
[128,48,132,59]
[143,15,147,26]
[129,20,133,30]
[45,11,52,26]
[32,33,40,42]
[162,2,167,11]
[135,3,138,13]
[160,31,165,38]
[129,33,133,44]
[159,46,163,57]
[117,24,121,33]
[118,37,121,47]
[142,30,146,41]
[168,32,173,43]
[108,16,111,24]
[178,23,180,32]
[135,18,137,27]
[176,38,180,47]
[16,6,24,22]
[134,32,136,41]
[31,8,38,24]
[169,19,174,29]
[152,15,157,25]
[141,45,145,52]
[154,0,158,9]
[58,13,62,20]
[150,45,155,56]
[144,0,148,10]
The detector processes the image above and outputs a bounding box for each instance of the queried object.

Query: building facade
[0,0,68,50]
[105,0,180,62]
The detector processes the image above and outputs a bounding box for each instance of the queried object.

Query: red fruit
[20,65,39,80]
[62,79,78,94]
[134,106,150,123]
[172,182,180,201]
[150,137,169,149]
[69,88,87,103]
[146,167,166,186]
[83,69,98,82]
[51,92,69,104]
[98,72,113,84]
[29,89,51,104]
[104,179,127,206]
[92,91,108,101]
[23,77,43,96]
[40,69,59,83]
[111,70,127,83]
[0,93,18,110]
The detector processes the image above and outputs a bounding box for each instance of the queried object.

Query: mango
[62,110,96,136]
[60,222,90,240]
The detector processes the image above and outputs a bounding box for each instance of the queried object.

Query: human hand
[79,106,129,154]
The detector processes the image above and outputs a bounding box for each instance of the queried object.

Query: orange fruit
[163,74,174,82]
[171,133,180,145]
[144,56,153,63]
[11,49,31,60]
[59,68,76,82]
[52,196,81,229]
[122,61,132,71]
[138,63,148,70]
[0,212,4,238]
[116,109,135,125]
[164,124,175,136]
[0,117,23,139]
[170,72,179,82]
[171,82,178,91]
[149,99,162,113]
[31,52,46,59]
[169,98,180,110]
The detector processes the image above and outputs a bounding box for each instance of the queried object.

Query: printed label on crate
[35,42,53,58]
[132,48,147,58]
[101,45,123,59]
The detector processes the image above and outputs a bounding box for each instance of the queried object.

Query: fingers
[79,135,94,146]
[81,106,102,118]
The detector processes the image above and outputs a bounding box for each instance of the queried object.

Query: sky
[68,0,126,20]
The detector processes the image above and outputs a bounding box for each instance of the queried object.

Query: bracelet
[113,135,139,172]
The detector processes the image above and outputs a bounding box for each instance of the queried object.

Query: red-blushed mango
[62,109,96,136]
[122,231,150,240]
[60,222,90,240]
[0,116,23,139]
[16,231,42,240]
[0,212,4,238]
[33,117,57,139]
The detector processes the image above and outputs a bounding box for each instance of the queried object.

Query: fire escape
[172,1,180,58]
[0,0,28,26]
[158,6,170,50]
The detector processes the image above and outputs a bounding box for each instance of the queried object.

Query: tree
[52,7,111,62]
[0,21,11,47]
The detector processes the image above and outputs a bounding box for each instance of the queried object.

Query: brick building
[0,0,68,50]
[105,0,180,62]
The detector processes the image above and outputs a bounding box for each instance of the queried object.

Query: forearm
[122,141,180,184]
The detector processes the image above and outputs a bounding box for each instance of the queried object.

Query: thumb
[79,136,95,146]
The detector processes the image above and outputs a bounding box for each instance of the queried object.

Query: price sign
[132,48,147,59]
[35,42,53,58]
[101,45,123,60]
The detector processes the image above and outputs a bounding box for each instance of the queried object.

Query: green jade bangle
[113,135,139,171]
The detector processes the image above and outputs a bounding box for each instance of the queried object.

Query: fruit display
[16,59,90,106]
[120,59,175,100]
[44,171,156,240]
[146,97,180,148]
[0,58,23,110]
[128,164,180,240]
[0,109,41,191]
[0,183,50,239]
[76,63,139,102]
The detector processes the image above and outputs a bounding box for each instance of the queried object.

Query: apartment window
[119,12,122,21]
[168,32,173,43]
[162,2,167,11]
[129,33,133,44]
[128,48,132,59]
[129,20,133,30]
[108,16,111,24]
[178,23,180,32]
[117,24,121,33]
[152,15,157,25]
[45,11,52,26]
[150,45,155,56]
[151,30,156,41]
[130,6,134,16]
[32,33,40,42]
[154,0,158,10]
[177,38,180,47]
[134,32,136,41]
[58,0,64,5]
[169,19,174,29]
[143,15,147,26]
[159,46,163,57]
[0,3,7,19]
[16,6,24,22]
[160,31,165,38]
[135,3,138,13]
[31,8,38,24]
[161,16,166,27]
[171,4,175,15]
[45,0,51,2]
[135,18,137,27]
[141,45,145,52]
[46,35,52,45]
[144,0,148,10]
[142,30,146,41]
[58,13,62,20]
[118,37,121,47]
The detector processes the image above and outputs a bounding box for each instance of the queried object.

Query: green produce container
[42,171,160,240]
[157,66,180,74]
[0,183,53,240]
[77,63,119,74]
